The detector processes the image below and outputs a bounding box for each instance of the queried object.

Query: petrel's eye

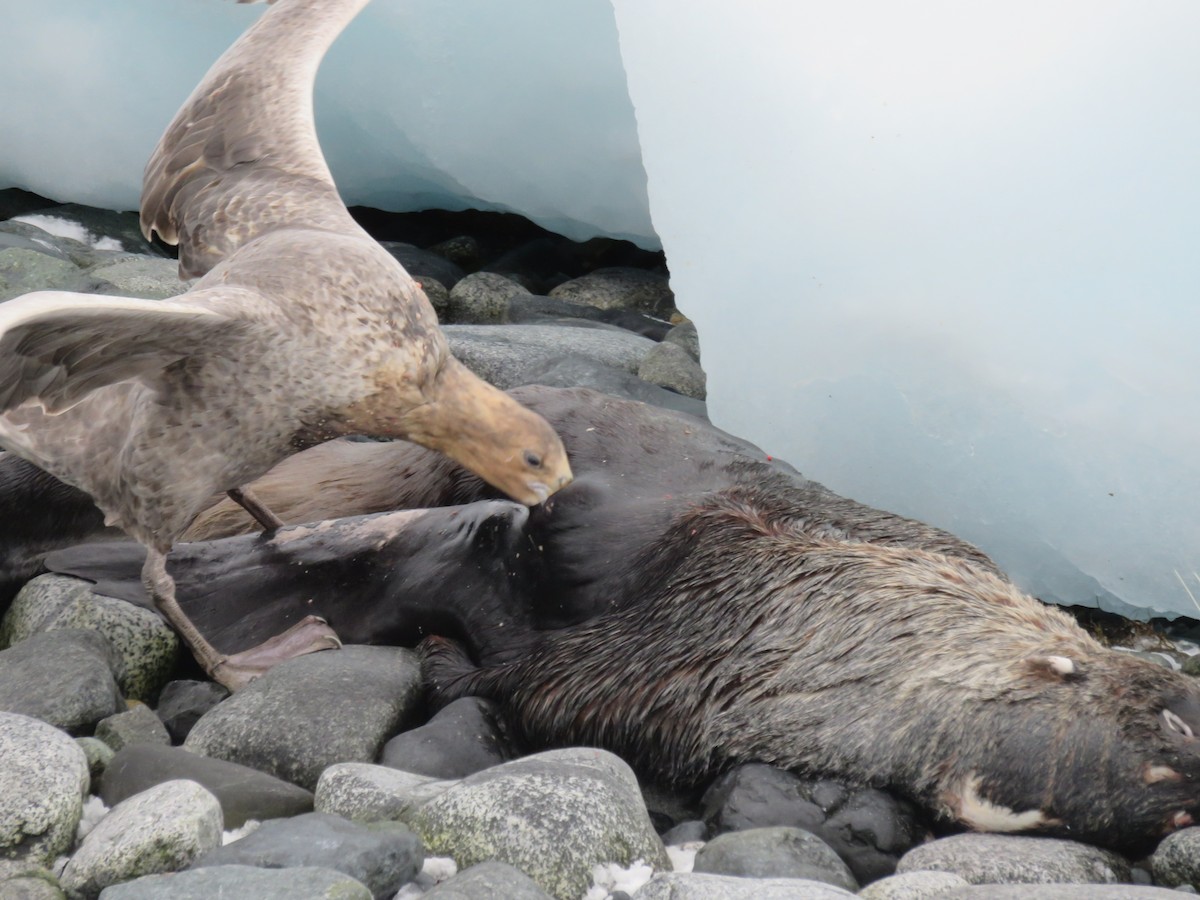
[523,450,543,468]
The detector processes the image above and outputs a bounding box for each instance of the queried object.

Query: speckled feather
[0,0,569,553]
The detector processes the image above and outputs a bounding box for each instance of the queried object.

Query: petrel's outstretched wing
[141,0,371,277]
[0,290,240,414]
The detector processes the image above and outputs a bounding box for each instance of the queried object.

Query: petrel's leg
[143,545,340,691]
[226,486,285,532]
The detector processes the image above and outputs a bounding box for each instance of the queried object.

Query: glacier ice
[2,1,1199,618]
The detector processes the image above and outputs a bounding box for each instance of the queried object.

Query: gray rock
[1,573,178,702]
[0,629,123,732]
[0,713,89,865]
[315,763,457,825]
[191,811,422,899]
[153,680,228,744]
[896,833,1130,884]
[423,861,552,899]
[858,870,971,899]
[419,277,450,321]
[426,235,480,272]
[505,293,672,340]
[96,865,371,899]
[445,323,655,389]
[661,821,708,845]
[692,826,857,891]
[446,272,530,323]
[183,646,422,790]
[94,705,171,752]
[662,320,701,362]
[88,256,188,299]
[0,247,92,301]
[941,887,1181,899]
[519,356,708,419]
[1151,826,1200,887]
[637,341,707,399]
[61,779,221,898]
[100,744,314,829]
[380,697,516,779]
[549,267,675,316]
[0,229,72,261]
[76,738,116,781]
[0,873,66,900]
[413,747,668,900]
[380,241,466,289]
[632,872,855,899]
[702,764,926,885]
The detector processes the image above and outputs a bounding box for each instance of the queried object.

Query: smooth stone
[425,235,480,271]
[661,820,708,845]
[413,748,667,900]
[548,267,675,316]
[702,764,926,885]
[153,680,228,744]
[941,887,1182,899]
[662,320,701,362]
[631,872,855,899]
[692,826,857,891]
[637,341,707,399]
[1,573,178,702]
[419,277,450,320]
[380,241,466,289]
[0,629,123,733]
[380,697,516,779]
[76,738,116,781]
[94,706,171,752]
[316,763,458,824]
[0,248,91,301]
[505,293,672,340]
[61,780,221,898]
[96,865,371,899]
[446,272,529,323]
[88,256,188,300]
[422,861,552,899]
[858,870,971,899]
[191,811,422,899]
[0,874,67,900]
[100,744,314,829]
[1151,826,1200,887]
[183,646,422,790]
[445,323,655,389]
[520,355,708,419]
[896,833,1130,884]
[0,713,88,865]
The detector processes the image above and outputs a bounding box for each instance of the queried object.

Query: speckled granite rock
[691,826,857,891]
[857,870,971,899]
[76,737,116,781]
[896,834,1130,885]
[412,748,668,900]
[60,779,222,898]
[637,340,706,399]
[0,629,123,733]
[422,861,553,899]
[0,713,88,865]
[940,886,1181,899]
[88,255,187,299]
[94,705,171,752]
[96,864,372,899]
[183,646,422,790]
[315,763,457,825]
[548,267,674,317]
[190,811,423,899]
[631,872,854,899]
[1,573,177,702]
[1150,826,1200,887]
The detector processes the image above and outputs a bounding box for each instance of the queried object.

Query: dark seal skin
[34,386,1200,854]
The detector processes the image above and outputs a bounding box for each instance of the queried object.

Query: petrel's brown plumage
[0,0,572,689]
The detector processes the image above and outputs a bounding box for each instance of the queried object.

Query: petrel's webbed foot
[227,485,285,533]
[143,547,340,692]
[210,615,343,691]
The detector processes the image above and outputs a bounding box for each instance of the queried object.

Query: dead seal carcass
[421,483,1200,857]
